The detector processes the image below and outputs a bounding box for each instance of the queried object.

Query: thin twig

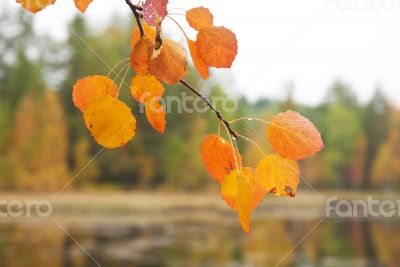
[125,0,144,36]
[180,80,238,139]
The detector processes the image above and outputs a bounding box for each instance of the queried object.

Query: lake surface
[0,193,399,267]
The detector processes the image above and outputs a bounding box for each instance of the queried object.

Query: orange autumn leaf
[257,154,300,197]
[186,7,214,31]
[130,74,165,104]
[83,95,136,149]
[73,0,92,12]
[145,100,166,133]
[130,36,155,75]
[16,0,56,13]
[196,26,238,68]
[130,74,166,133]
[131,23,156,48]
[72,75,117,112]
[267,110,324,160]
[187,39,209,80]
[200,134,241,183]
[220,168,265,233]
[149,39,187,85]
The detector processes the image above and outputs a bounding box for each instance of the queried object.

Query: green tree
[362,89,391,188]
[322,83,363,187]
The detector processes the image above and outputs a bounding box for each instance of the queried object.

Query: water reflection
[0,217,398,267]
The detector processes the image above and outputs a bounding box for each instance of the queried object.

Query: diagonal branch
[180,80,239,139]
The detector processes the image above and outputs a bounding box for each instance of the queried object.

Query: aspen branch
[180,80,239,139]
[125,0,144,36]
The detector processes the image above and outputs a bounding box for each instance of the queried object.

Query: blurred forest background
[1,7,399,193]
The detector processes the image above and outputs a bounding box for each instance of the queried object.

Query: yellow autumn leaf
[220,168,265,233]
[257,154,300,197]
[83,96,136,149]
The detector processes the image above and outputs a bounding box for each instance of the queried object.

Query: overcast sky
[7,0,400,105]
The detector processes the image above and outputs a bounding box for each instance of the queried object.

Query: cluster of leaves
[201,111,323,232]
[17,0,324,233]
[67,1,239,148]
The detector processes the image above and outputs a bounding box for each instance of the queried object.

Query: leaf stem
[230,117,270,125]
[166,16,189,40]
[116,64,131,98]
[236,133,266,157]
[108,58,130,77]
[167,8,187,13]
[180,80,239,140]
[223,123,241,174]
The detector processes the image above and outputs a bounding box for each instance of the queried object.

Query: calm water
[0,214,398,267]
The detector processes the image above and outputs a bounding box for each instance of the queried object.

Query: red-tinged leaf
[16,0,56,13]
[73,0,93,12]
[267,110,324,160]
[143,0,168,26]
[257,153,300,197]
[187,39,209,80]
[201,134,241,183]
[196,26,238,68]
[72,75,117,112]
[186,7,213,31]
